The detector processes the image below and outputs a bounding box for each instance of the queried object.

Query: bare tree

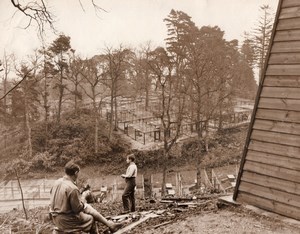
[148,47,186,196]
[103,45,134,139]
[2,0,106,100]
[134,42,154,111]
[67,50,84,113]
[80,56,108,153]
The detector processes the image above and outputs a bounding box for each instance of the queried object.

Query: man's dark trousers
[122,177,136,212]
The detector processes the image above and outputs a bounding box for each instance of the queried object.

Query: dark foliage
[29,109,129,171]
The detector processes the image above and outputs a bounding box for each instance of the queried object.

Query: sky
[0,0,279,61]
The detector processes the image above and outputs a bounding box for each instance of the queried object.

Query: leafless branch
[0,74,26,101]
[10,0,107,38]
[0,62,37,101]
[10,0,56,37]
[91,0,107,13]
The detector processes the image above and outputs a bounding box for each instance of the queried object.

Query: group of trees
[0,5,274,194]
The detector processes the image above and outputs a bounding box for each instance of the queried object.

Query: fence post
[114,179,117,202]
[141,174,145,200]
[175,173,179,196]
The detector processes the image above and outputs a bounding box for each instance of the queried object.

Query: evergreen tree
[251,5,275,83]
[48,34,72,124]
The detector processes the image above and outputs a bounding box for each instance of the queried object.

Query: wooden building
[233,0,300,220]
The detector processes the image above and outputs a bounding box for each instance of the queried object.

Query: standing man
[121,154,137,213]
[50,161,122,233]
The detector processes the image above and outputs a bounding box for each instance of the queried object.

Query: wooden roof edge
[233,0,283,201]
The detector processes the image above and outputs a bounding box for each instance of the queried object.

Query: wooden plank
[282,0,300,8]
[253,119,300,135]
[279,6,300,19]
[256,108,300,123]
[248,140,300,159]
[271,41,300,52]
[263,75,300,87]
[277,18,300,30]
[114,213,158,234]
[274,29,300,42]
[247,149,300,170]
[261,86,300,99]
[266,64,300,75]
[269,53,300,64]
[240,171,300,195]
[239,181,300,208]
[258,97,300,111]
[251,129,300,148]
[243,160,300,183]
[236,192,300,220]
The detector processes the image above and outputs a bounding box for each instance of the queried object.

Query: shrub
[30,108,129,167]
[30,152,56,172]
[5,158,32,179]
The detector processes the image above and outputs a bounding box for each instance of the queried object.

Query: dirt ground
[0,193,299,233]
[140,209,300,234]
[122,198,299,234]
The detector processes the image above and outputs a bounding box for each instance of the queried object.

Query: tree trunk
[3,75,7,116]
[57,72,63,124]
[24,95,32,158]
[143,172,152,199]
[43,64,49,150]
[94,101,99,154]
[74,83,78,113]
[108,86,114,140]
[114,94,118,131]
[218,108,223,130]
[161,163,167,197]
[196,164,201,189]
[14,169,28,220]
[145,87,149,111]
[206,167,212,187]
[196,129,202,189]
[145,70,149,111]
[94,116,99,154]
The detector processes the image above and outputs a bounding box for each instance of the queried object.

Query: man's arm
[69,189,86,213]
[121,164,136,178]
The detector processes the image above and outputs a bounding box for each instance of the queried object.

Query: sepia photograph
[0,0,299,233]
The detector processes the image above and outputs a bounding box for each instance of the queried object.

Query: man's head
[64,161,80,177]
[126,153,135,163]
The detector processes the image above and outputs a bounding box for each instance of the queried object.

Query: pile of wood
[105,196,220,234]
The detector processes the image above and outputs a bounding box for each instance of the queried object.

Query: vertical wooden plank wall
[234,0,300,220]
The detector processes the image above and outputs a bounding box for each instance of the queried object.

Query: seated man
[50,161,122,233]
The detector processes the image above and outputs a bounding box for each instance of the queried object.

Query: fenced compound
[105,96,253,145]
[0,165,237,213]
[0,179,54,213]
